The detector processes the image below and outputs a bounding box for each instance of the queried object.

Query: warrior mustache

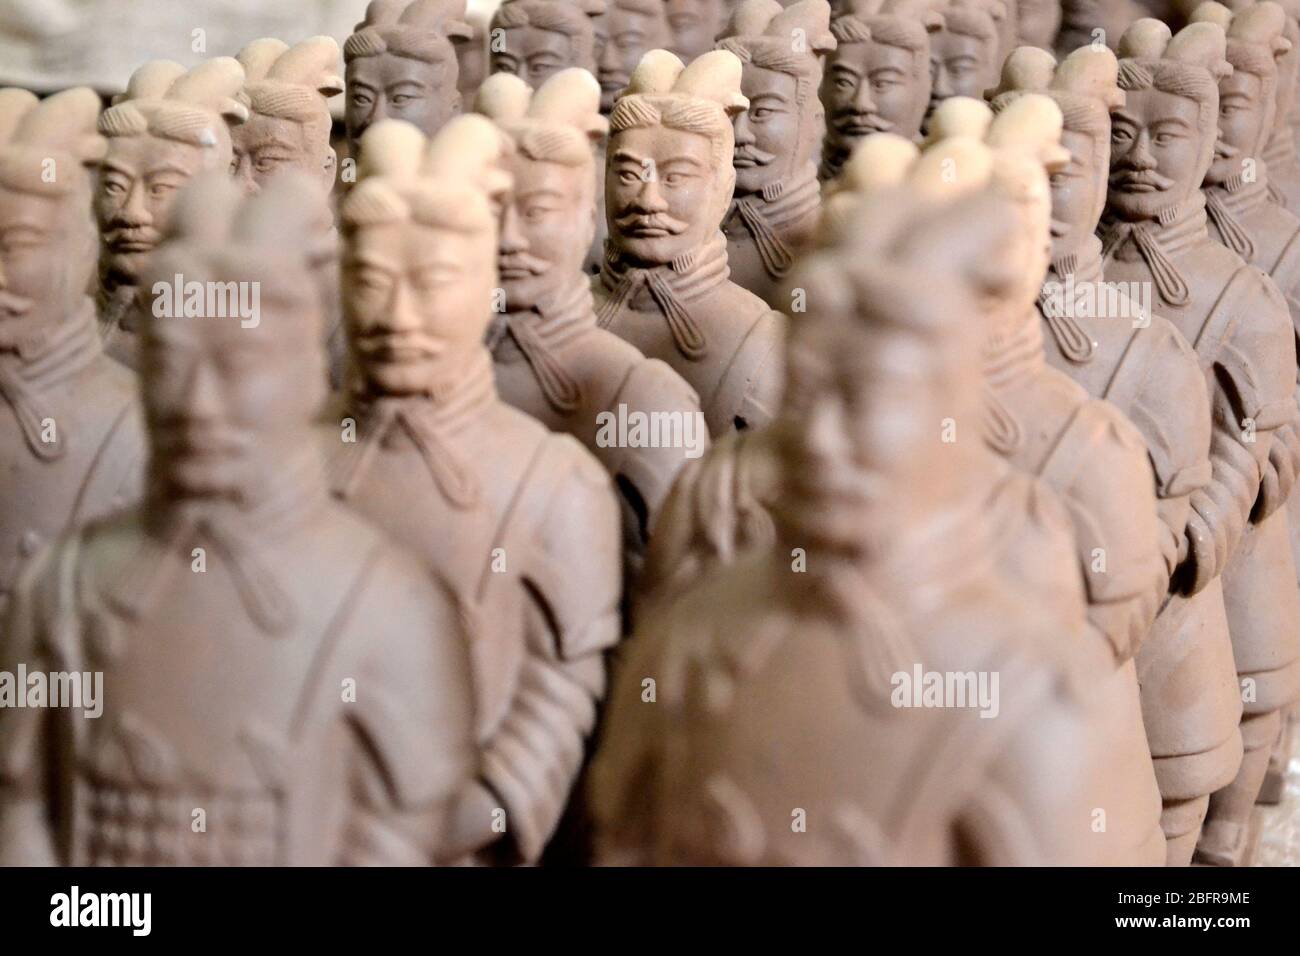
[498,251,549,276]
[734,145,776,166]
[614,212,689,234]
[1111,167,1175,191]
[832,109,893,133]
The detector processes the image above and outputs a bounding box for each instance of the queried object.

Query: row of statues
[0,0,1297,866]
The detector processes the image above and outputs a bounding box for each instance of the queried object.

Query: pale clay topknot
[0,89,39,146]
[924,95,993,144]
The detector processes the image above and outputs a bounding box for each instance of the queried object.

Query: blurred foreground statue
[0,174,477,866]
[591,163,1141,866]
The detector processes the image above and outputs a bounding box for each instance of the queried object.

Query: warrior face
[492,24,578,87]
[344,214,496,396]
[665,0,727,63]
[0,186,95,351]
[1051,124,1108,262]
[1016,0,1060,50]
[96,134,219,287]
[231,110,336,197]
[345,52,458,152]
[824,39,927,144]
[929,28,990,106]
[735,61,804,194]
[1205,68,1265,187]
[607,124,725,265]
[142,286,319,504]
[776,318,938,557]
[1108,87,1208,221]
[594,6,661,113]
[499,153,594,311]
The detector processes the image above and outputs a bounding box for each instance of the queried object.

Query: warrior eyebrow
[612,148,648,165]
[100,159,137,178]
[251,136,299,153]
[385,81,427,95]
[831,62,863,77]
[656,155,706,170]
[145,161,197,179]
[515,187,565,201]
[750,91,791,105]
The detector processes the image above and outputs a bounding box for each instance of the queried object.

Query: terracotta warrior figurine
[95,57,248,365]
[490,0,604,85]
[818,0,940,182]
[595,49,785,436]
[477,68,705,561]
[717,0,836,305]
[924,95,1168,862]
[343,0,474,159]
[591,174,1137,866]
[1103,18,1299,864]
[929,0,1006,117]
[667,0,731,62]
[991,45,1233,868]
[331,116,622,865]
[232,37,347,386]
[593,0,672,114]
[0,88,144,616]
[0,173,477,866]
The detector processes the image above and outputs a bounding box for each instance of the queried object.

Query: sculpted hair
[609,95,734,165]
[493,0,598,64]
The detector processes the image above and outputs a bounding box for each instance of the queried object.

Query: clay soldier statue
[819,0,941,182]
[593,0,672,114]
[232,37,348,386]
[1190,0,1300,821]
[595,49,786,436]
[331,116,622,865]
[343,0,474,159]
[990,47,1235,867]
[0,173,477,866]
[0,88,144,616]
[94,57,248,365]
[717,0,836,305]
[1103,18,1300,864]
[591,177,1139,866]
[666,0,731,62]
[490,0,604,85]
[477,69,705,560]
[923,96,1169,862]
[929,0,1007,115]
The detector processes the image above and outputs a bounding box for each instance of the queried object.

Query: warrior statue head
[490,0,604,84]
[1190,1,1291,187]
[1108,18,1232,223]
[137,172,327,512]
[232,36,344,197]
[477,68,608,311]
[820,0,941,179]
[96,58,248,298]
[340,115,510,397]
[593,0,672,113]
[666,0,731,62]
[605,48,749,266]
[929,0,1007,113]
[719,0,837,196]
[0,88,105,356]
[1017,0,1062,49]
[343,0,474,155]
[990,45,1126,264]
